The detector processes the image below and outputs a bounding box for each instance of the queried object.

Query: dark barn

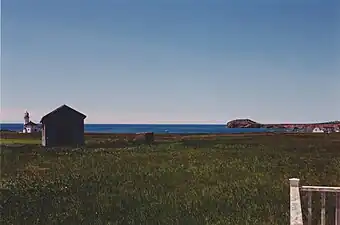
[40,105,86,147]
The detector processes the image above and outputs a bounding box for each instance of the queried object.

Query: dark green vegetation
[1,132,340,225]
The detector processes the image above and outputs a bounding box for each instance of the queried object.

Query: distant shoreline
[1,123,228,125]
[226,119,340,129]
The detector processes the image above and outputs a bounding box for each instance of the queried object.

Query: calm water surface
[0,123,273,134]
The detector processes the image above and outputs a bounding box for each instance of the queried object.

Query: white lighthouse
[22,111,40,133]
[24,111,30,125]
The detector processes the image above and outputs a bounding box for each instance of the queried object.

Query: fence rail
[290,178,340,225]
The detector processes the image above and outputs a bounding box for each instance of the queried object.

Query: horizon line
[0,122,227,125]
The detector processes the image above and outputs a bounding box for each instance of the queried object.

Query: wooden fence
[290,178,340,225]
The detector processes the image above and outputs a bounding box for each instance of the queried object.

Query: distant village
[288,126,340,133]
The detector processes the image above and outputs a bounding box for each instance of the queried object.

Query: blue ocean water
[0,123,271,134]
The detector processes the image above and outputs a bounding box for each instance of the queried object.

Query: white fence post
[336,193,340,225]
[290,178,303,225]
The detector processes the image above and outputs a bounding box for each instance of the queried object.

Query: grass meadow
[1,132,340,225]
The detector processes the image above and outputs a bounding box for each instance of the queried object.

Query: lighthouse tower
[22,110,40,133]
[24,111,30,125]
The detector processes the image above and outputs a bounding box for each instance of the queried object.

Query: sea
[0,123,275,134]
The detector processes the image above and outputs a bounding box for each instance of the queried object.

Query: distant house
[40,104,86,147]
[23,121,40,133]
[292,127,301,133]
[23,111,41,133]
[304,127,314,133]
[312,127,324,133]
[323,126,336,133]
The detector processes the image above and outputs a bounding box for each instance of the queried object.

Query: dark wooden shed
[40,104,86,147]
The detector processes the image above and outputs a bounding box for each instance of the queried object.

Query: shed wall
[42,114,85,147]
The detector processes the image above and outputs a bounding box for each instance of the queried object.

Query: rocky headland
[226,119,340,129]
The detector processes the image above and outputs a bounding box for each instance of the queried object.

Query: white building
[23,111,40,133]
[312,127,324,133]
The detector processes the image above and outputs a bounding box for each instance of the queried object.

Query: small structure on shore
[23,111,41,133]
[312,127,324,133]
[134,132,154,144]
[40,104,86,147]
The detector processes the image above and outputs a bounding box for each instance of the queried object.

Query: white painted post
[336,193,340,225]
[307,191,312,225]
[290,178,303,225]
[320,192,326,225]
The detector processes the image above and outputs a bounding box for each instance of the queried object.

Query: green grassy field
[1,132,340,225]
[0,138,41,145]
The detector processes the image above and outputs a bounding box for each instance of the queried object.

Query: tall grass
[1,134,340,225]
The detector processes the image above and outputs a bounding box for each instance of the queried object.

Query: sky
[1,0,339,124]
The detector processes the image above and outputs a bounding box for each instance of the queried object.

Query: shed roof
[40,104,86,123]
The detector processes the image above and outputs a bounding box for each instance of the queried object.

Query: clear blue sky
[1,0,339,124]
